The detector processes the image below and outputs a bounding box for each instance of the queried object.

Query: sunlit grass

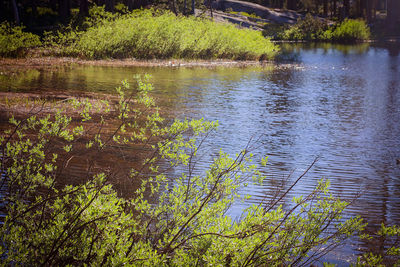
[65,10,278,60]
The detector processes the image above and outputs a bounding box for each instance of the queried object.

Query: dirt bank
[0,56,267,74]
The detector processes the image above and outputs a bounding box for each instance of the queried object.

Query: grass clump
[0,22,41,57]
[60,10,277,60]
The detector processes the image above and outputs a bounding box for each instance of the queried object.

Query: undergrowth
[0,22,42,57]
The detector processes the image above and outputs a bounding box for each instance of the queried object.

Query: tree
[11,0,20,25]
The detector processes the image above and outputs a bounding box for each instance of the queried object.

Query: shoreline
[0,56,267,74]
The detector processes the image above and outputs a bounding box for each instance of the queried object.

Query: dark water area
[1,42,400,264]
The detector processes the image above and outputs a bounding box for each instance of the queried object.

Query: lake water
[1,42,399,264]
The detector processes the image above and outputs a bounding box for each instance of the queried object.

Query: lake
[1,42,399,264]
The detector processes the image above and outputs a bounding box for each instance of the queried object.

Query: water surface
[1,42,399,263]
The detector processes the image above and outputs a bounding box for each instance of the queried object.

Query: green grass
[228,11,262,19]
[61,10,277,60]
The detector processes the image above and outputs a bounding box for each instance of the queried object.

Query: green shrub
[275,14,330,41]
[0,22,41,57]
[57,10,277,60]
[332,19,370,42]
[0,77,367,266]
[274,16,370,43]
[43,4,126,50]
[356,224,400,266]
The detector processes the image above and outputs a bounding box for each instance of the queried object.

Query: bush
[0,76,370,265]
[0,22,42,57]
[274,14,330,41]
[55,10,277,60]
[332,19,370,42]
[272,16,370,43]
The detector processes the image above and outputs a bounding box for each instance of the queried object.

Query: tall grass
[65,10,277,60]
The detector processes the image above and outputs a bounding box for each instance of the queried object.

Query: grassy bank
[1,8,277,61]
[54,10,277,60]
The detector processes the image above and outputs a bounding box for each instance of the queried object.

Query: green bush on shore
[0,22,42,57]
[331,19,371,42]
[62,10,277,60]
[264,15,370,42]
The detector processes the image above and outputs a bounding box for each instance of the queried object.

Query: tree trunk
[59,0,71,23]
[343,0,349,17]
[29,0,38,26]
[323,0,328,17]
[105,0,115,12]
[332,0,337,17]
[192,0,195,14]
[359,0,365,18]
[79,0,89,17]
[170,0,177,15]
[366,0,372,21]
[287,0,298,10]
[11,0,20,25]
[314,0,319,14]
[125,0,133,10]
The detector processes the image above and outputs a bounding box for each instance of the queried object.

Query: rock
[211,0,303,24]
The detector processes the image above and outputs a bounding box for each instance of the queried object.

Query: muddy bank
[0,56,266,74]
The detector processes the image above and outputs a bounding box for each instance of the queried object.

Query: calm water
[1,43,399,263]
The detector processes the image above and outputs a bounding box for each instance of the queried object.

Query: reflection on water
[1,43,399,263]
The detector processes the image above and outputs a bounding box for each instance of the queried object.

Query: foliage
[0,76,366,265]
[270,14,330,41]
[331,19,370,42]
[55,9,277,60]
[271,15,370,42]
[0,22,41,57]
[43,5,122,50]
[355,224,400,266]
[282,14,329,41]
